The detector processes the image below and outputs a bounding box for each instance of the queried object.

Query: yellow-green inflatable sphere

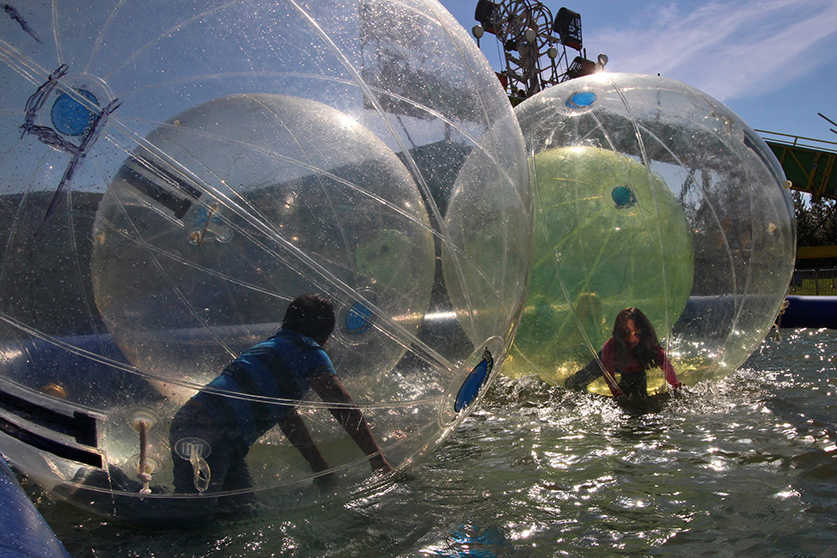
[506,146,693,383]
[510,73,796,390]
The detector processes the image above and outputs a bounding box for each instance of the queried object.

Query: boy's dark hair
[283,294,335,344]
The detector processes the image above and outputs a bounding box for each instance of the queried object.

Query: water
[25,328,836,557]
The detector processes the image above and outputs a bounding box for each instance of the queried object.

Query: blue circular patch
[611,185,636,208]
[454,349,494,412]
[344,302,373,334]
[51,89,98,136]
[565,91,596,109]
[188,205,210,226]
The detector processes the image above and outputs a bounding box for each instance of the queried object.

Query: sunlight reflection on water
[22,329,836,557]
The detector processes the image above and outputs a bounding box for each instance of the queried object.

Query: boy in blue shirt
[170,294,391,494]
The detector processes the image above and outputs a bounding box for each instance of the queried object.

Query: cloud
[586,0,837,101]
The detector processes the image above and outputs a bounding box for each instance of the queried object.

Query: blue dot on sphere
[51,89,98,136]
[565,91,596,108]
[454,351,493,412]
[344,302,373,334]
[612,185,636,208]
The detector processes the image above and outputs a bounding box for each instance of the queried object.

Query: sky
[438,0,837,145]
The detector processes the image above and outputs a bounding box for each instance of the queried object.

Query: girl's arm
[658,348,681,389]
[599,342,625,398]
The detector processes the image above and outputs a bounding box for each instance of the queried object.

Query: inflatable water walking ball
[509,73,796,393]
[0,1,531,521]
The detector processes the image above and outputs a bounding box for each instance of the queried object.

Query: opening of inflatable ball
[439,336,505,427]
[509,73,795,394]
[454,348,495,413]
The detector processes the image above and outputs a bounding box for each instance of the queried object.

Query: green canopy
[759,131,837,200]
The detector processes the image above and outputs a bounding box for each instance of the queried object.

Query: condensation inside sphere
[511,73,795,392]
[441,124,533,352]
[0,0,530,521]
[92,94,438,403]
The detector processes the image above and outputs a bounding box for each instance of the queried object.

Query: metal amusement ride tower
[471,1,607,103]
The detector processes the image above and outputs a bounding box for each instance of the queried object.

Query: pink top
[599,338,679,397]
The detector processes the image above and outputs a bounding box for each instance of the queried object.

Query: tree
[792,191,837,246]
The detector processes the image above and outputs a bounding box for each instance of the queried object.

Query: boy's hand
[371,454,394,474]
[314,471,336,493]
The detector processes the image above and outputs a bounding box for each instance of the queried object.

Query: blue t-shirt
[201,329,336,446]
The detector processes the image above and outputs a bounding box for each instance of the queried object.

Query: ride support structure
[471,1,606,104]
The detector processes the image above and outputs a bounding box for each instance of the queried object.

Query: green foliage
[793,190,837,246]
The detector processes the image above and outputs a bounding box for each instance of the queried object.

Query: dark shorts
[169,393,252,495]
[617,371,648,399]
[565,357,648,398]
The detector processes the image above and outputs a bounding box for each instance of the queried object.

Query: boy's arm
[309,373,392,472]
[278,407,330,473]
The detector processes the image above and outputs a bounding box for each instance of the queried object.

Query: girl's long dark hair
[611,307,663,369]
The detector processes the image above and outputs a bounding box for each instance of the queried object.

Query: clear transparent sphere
[510,73,794,392]
[0,0,530,520]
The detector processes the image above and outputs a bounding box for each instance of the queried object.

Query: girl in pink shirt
[565,307,681,400]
